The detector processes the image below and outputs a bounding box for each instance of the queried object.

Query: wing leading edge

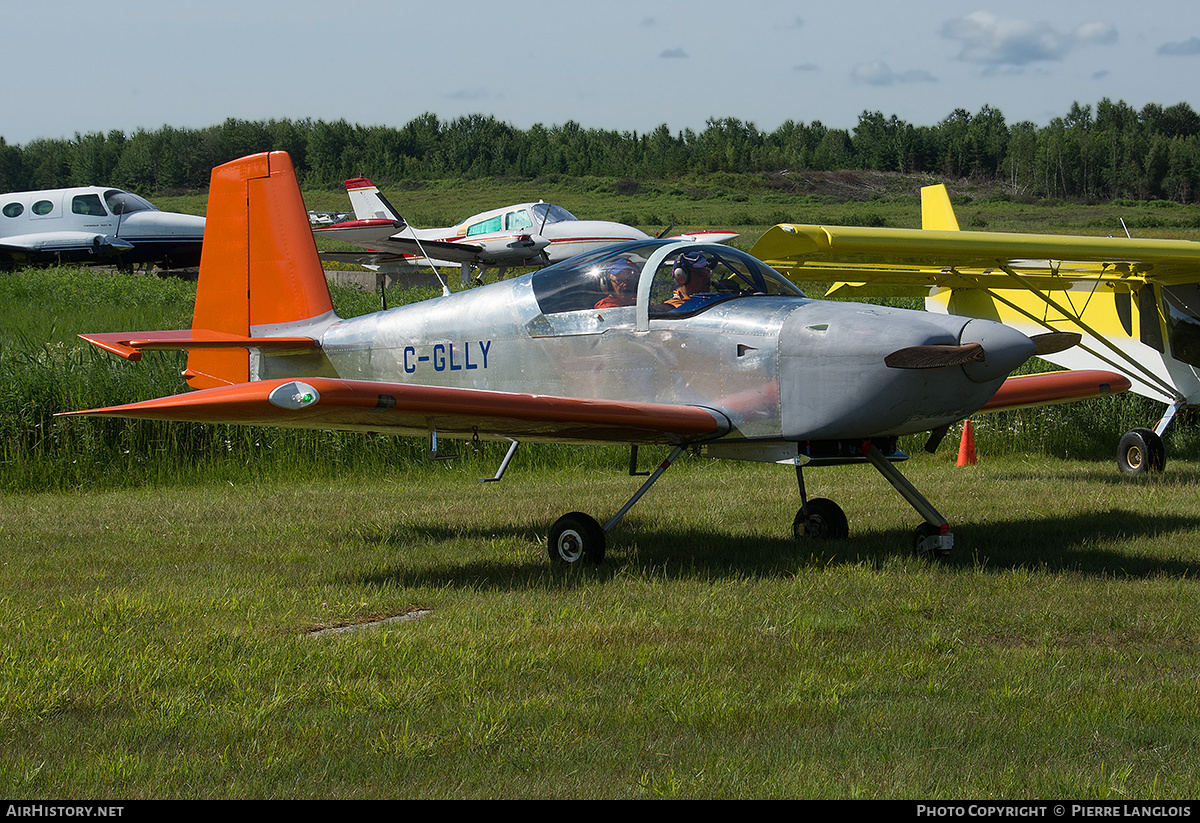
[979,370,1131,413]
[751,220,1200,293]
[59,377,732,446]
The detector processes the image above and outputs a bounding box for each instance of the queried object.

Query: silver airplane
[65,151,1090,565]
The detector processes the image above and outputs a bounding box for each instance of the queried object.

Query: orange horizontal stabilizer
[981,370,1132,413]
[79,330,319,361]
[59,377,731,445]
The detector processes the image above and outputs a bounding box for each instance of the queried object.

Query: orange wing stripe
[60,377,730,445]
[982,370,1131,413]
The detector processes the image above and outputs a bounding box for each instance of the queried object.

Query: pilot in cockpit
[594,258,639,309]
[665,251,713,308]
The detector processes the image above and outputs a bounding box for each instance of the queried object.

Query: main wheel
[912,522,949,557]
[548,512,606,565]
[1117,428,1166,475]
[793,498,849,540]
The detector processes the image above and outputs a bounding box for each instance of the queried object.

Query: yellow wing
[751,185,1200,296]
[751,185,1200,408]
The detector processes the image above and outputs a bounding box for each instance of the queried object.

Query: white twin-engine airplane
[0,186,205,268]
[313,177,737,284]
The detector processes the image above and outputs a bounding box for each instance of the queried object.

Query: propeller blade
[884,342,985,369]
[1031,332,1082,356]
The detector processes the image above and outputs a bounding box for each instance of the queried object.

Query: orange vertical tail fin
[186,151,335,389]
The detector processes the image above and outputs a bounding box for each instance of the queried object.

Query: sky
[4,0,1200,146]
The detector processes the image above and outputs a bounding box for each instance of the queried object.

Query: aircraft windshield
[648,246,805,316]
[532,242,652,314]
[1162,284,1200,368]
[531,241,804,316]
[103,190,158,215]
[530,203,576,226]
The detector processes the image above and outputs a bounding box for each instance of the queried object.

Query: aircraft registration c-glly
[62,152,1125,565]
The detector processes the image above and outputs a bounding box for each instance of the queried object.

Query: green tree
[811,128,852,171]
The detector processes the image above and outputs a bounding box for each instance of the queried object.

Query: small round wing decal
[268,381,321,410]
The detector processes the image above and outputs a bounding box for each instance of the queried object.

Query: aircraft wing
[751,223,1200,294]
[60,376,732,446]
[315,228,487,265]
[0,232,136,262]
[668,230,739,244]
[980,370,1131,413]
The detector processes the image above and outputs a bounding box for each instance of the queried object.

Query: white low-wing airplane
[0,186,205,268]
[314,177,737,284]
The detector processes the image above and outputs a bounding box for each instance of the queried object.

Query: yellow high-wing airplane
[752,185,1200,475]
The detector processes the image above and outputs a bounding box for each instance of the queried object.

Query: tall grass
[1,264,1194,492]
[0,268,418,490]
[0,267,634,492]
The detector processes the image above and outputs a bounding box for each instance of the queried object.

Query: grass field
[3,179,1200,798]
[3,456,1200,798]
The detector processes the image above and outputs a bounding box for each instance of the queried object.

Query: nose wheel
[792,441,955,556]
[793,497,849,539]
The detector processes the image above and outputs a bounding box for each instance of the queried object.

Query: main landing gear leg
[860,442,954,557]
[547,445,687,566]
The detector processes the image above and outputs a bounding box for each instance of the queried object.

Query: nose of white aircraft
[121,211,205,239]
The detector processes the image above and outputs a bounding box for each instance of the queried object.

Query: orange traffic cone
[957,419,977,466]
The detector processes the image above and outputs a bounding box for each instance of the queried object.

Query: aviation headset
[600,258,638,293]
[672,251,710,285]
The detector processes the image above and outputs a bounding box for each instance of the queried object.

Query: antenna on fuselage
[402,224,451,297]
[378,187,452,296]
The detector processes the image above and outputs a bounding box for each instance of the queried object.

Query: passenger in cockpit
[594,258,639,309]
[665,251,713,308]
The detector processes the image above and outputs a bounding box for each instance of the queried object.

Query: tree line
[2,98,1199,202]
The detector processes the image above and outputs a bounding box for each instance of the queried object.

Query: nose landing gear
[792,440,954,557]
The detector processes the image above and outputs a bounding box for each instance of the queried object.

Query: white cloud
[1075,21,1118,46]
[852,62,936,86]
[1158,37,1200,56]
[660,47,688,59]
[941,11,1116,66]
